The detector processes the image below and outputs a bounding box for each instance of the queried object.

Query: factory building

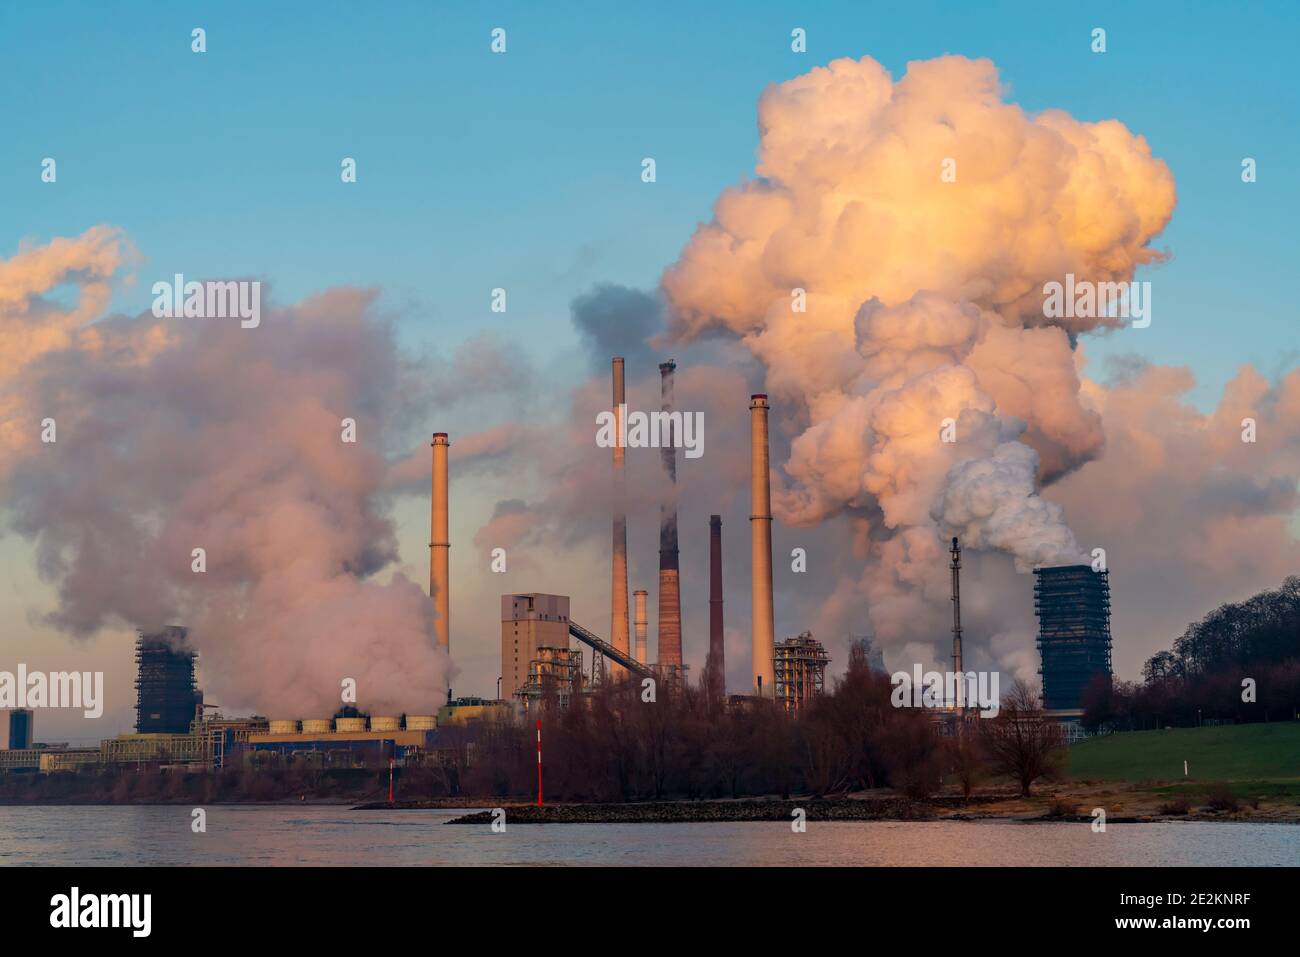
[501,594,571,698]
[245,721,436,769]
[1034,565,1113,711]
[7,708,32,750]
[438,697,511,725]
[135,627,201,734]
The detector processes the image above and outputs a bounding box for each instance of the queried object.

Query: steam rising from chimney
[0,229,453,717]
[662,55,1174,656]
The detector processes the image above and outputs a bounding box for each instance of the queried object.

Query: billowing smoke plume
[661,55,1177,654]
[0,227,452,715]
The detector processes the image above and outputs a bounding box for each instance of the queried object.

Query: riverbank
[361,780,1300,825]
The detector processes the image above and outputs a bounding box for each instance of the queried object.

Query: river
[1,805,1295,865]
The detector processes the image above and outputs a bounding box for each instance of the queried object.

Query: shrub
[1157,796,1191,815]
[1046,796,1075,817]
[1204,784,1240,812]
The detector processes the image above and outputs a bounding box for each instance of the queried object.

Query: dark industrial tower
[8,709,32,749]
[708,514,724,699]
[1033,565,1112,710]
[135,626,201,733]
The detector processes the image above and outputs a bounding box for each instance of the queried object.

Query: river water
[0,805,1294,866]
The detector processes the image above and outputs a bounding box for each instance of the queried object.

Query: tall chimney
[610,358,631,680]
[709,515,725,699]
[656,360,682,672]
[750,395,775,696]
[430,433,450,656]
[633,589,649,664]
[950,536,964,712]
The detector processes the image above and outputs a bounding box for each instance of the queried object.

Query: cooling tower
[750,395,775,696]
[709,514,725,699]
[657,361,682,671]
[633,589,649,663]
[610,357,631,680]
[431,433,450,655]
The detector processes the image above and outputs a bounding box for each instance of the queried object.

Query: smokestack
[709,515,724,698]
[610,357,631,680]
[656,360,682,673]
[633,589,648,663]
[430,433,450,658]
[750,395,775,696]
[950,536,963,712]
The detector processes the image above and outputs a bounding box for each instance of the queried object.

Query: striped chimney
[656,360,682,671]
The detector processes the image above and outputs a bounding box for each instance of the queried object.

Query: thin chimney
[430,433,450,659]
[709,514,725,699]
[656,360,682,673]
[750,395,774,696]
[610,357,631,679]
[951,536,964,712]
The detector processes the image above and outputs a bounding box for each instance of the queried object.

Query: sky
[1,1,1298,743]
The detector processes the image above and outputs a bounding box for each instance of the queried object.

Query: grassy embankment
[1065,721,1300,804]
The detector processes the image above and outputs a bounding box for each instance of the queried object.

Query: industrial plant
[0,353,1118,779]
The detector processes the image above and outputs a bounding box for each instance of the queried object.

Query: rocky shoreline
[350,787,1300,825]
[440,798,941,824]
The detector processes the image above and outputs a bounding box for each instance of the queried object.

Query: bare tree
[979,679,1065,797]
[944,726,985,802]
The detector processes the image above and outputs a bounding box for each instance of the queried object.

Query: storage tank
[369,716,399,731]
[268,719,300,735]
[334,717,366,733]
[301,718,332,735]
[405,715,436,730]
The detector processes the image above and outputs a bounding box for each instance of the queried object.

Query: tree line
[452,644,1065,801]
[1083,575,1300,730]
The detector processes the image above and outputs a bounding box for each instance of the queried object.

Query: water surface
[0,805,1293,866]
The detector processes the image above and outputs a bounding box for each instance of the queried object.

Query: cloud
[0,231,452,716]
[571,283,662,374]
[660,54,1176,670]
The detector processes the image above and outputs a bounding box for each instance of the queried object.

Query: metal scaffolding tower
[773,632,830,712]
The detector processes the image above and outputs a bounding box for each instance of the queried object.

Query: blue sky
[2,0,1296,403]
[1,1,1297,740]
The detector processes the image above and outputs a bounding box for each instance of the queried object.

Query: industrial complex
[1,354,1115,776]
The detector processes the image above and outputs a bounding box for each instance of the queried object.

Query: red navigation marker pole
[388,757,395,803]
[536,719,543,807]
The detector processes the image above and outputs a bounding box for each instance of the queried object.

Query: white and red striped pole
[536,719,543,807]
[388,757,395,803]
